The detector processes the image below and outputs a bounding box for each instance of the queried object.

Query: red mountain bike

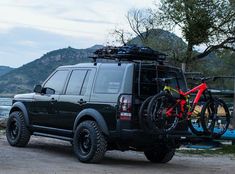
[140,77,230,137]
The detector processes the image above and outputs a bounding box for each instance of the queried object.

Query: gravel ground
[0,132,234,174]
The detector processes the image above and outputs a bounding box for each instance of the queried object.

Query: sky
[0,0,156,68]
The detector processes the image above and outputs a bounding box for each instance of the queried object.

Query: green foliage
[157,0,235,64]
[178,145,235,155]
[160,0,214,45]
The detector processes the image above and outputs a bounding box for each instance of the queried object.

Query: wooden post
[233,78,235,129]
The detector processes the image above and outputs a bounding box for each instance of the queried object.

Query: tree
[157,0,235,66]
[111,27,132,45]
[126,9,155,45]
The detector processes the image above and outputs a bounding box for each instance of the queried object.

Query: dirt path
[0,132,234,174]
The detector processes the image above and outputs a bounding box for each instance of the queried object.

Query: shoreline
[0,95,14,98]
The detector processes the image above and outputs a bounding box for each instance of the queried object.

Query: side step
[33,132,73,142]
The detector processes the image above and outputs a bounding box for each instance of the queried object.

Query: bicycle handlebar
[189,77,212,83]
[154,77,176,83]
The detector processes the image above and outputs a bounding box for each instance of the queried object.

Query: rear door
[90,64,127,130]
[57,68,95,130]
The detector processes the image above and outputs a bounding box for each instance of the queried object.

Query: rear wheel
[147,92,179,134]
[73,121,107,163]
[6,111,31,147]
[144,145,175,163]
[201,98,230,138]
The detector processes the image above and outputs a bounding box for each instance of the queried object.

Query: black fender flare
[9,102,30,126]
[73,108,109,136]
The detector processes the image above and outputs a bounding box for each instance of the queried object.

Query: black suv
[6,47,189,163]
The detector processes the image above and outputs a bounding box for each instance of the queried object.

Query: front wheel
[188,103,205,136]
[73,121,107,163]
[6,111,31,147]
[201,98,230,138]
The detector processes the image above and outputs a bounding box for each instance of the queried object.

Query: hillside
[0,45,103,96]
[0,66,14,77]
[128,29,187,63]
[128,29,219,71]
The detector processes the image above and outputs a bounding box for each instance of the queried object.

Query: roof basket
[90,45,167,65]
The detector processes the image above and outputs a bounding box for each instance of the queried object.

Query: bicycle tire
[147,91,179,134]
[138,96,153,132]
[188,103,205,136]
[201,98,230,138]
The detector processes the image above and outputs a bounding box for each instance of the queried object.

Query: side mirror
[34,85,42,93]
[44,88,55,95]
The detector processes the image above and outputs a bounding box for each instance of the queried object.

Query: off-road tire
[6,111,31,147]
[147,92,179,134]
[73,120,107,163]
[139,96,153,131]
[144,146,175,163]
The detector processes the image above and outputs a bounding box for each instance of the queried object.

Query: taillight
[119,94,132,120]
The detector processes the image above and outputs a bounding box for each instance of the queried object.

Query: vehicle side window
[94,66,124,94]
[44,70,69,94]
[158,70,187,91]
[65,69,87,95]
[81,71,91,95]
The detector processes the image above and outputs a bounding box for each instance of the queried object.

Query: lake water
[0,98,12,118]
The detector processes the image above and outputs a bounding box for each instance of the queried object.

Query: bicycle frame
[164,82,208,118]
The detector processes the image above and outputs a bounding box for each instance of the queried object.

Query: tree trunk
[184,43,193,71]
[181,63,186,72]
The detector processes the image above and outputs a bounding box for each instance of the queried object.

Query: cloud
[0,27,103,67]
[0,0,154,35]
[0,0,155,67]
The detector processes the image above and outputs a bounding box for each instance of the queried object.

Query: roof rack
[90,45,167,65]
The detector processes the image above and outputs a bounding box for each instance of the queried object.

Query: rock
[0,117,7,128]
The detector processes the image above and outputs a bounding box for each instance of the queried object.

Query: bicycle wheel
[201,98,230,138]
[188,103,205,136]
[138,96,153,132]
[147,92,179,134]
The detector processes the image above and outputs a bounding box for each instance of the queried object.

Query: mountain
[0,66,14,77]
[128,29,187,58]
[128,29,218,71]
[0,46,100,96]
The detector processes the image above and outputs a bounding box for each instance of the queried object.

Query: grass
[177,145,235,155]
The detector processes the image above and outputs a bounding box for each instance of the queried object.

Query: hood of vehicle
[14,93,35,100]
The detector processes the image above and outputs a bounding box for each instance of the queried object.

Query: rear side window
[94,65,125,94]
[44,70,69,94]
[134,65,187,97]
[65,69,88,95]
[158,69,187,91]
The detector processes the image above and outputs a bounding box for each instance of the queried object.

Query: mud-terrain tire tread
[6,111,31,147]
[73,120,107,163]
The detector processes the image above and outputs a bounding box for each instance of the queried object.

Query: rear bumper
[110,128,192,141]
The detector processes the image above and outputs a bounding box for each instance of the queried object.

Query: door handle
[78,99,87,105]
[50,98,57,104]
